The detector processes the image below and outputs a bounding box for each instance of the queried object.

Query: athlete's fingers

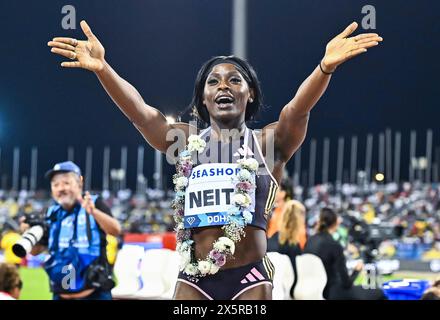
[61,61,82,68]
[80,20,96,40]
[354,36,383,45]
[47,41,75,51]
[50,47,77,60]
[353,40,380,51]
[52,37,78,46]
[346,48,368,60]
[338,22,358,39]
[353,33,379,41]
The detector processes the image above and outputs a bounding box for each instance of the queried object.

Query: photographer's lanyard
[72,210,93,247]
[51,205,82,252]
[70,211,79,246]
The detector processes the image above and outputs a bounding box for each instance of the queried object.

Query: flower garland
[172,134,259,278]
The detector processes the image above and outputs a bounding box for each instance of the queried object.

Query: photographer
[19,161,121,300]
[304,208,387,300]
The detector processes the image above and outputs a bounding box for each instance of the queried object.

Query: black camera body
[86,261,115,291]
[12,213,49,258]
[24,212,50,245]
[25,213,48,229]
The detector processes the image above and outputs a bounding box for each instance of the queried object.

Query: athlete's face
[50,172,82,210]
[203,63,254,126]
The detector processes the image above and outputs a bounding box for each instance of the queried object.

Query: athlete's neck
[210,121,247,143]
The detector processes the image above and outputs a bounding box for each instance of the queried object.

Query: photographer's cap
[45,161,82,180]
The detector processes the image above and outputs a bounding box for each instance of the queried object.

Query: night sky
[0,0,439,190]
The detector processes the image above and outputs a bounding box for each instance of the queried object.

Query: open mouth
[215,95,235,108]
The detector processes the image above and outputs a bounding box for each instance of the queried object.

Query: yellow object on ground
[1,231,23,265]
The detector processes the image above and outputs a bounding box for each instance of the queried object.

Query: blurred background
[0,0,439,300]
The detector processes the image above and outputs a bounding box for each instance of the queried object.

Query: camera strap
[70,209,79,246]
[85,213,92,247]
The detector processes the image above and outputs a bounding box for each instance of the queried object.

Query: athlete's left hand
[77,191,95,215]
[321,22,383,72]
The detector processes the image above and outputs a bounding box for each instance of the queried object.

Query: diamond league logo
[186,217,196,225]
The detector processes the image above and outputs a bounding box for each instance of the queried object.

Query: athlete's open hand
[48,20,105,72]
[321,22,383,72]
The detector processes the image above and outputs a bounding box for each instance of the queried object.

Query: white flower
[242,210,253,224]
[232,193,245,206]
[179,250,191,271]
[176,241,181,251]
[245,158,259,171]
[233,193,251,208]
[239,158,259,172]
[176,222,184,231]
[184,263,198,276]
[187,135,206,153]
[209,263,220,274]
[174,214,183,224]
[214,237,235,255]
[174,176,188,189]
[198,260,212,275]
[177,239,192,253]
[238,169,251,181]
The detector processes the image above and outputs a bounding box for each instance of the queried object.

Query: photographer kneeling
[19,161,121,300]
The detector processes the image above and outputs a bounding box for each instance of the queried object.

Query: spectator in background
[0,263,22,300]
[267,179,293,239]
[304,207,387,300]
[267,200,306,298]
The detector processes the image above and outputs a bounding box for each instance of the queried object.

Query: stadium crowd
[1,180,439,258]
[1,179,440,300]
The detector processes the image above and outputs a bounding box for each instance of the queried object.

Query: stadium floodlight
[375,173,385,182]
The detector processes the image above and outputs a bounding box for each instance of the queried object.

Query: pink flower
[182,167,191,177]
[209,249,226,266]
[237,181,252,191]
[209,249,222,260]
[214,254,226,267]
[180,162,193,177]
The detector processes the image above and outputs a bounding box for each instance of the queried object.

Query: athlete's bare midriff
[192,226,267,269]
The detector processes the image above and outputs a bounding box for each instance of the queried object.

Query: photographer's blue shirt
[43,195,113,293]
[46,196,101,256]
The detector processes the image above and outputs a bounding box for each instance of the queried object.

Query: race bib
[184,163,255,228]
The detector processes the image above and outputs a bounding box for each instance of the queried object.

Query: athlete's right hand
[48,20,105,72]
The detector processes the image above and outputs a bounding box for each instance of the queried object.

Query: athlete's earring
[249,98,254,103]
